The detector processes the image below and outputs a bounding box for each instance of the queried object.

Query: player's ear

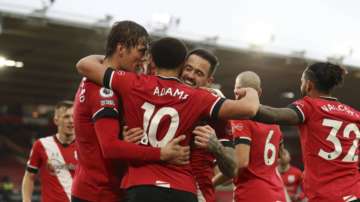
[207,76,214,86]
[258,88,262,97]
[116,43,126,57]
[53,116,59,126]
[307,80,315,93]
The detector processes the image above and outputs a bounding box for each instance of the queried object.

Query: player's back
[231,120,285,202]
[293,96,360,201]
[106,71,223,194]
[72,78,123,201]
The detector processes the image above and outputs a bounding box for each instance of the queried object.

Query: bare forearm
[22,173,35,202]
[253,105,300,125]
[212,172,232,187]
[95,118,161,162]
[76,55,106,85]
[219,88,260,120]
[211,146,236,178]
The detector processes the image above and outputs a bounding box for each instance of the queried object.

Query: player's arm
[212,172,232,187]
[218,88,260,120]
[76,55,106,86]
[22,141,41,202]
[231,120,252,177]
[278,139,285,158]
[252,105,301,125]
[233,139,250,176]
[22,171,36,202]
[95,118,189,164]
[193,125,237,178]
[295,171,306,201]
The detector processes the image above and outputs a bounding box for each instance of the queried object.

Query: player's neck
[278,164,290,173]
[156,68,179,78]
[56,133,75,145]
[103,56,120,70]
[307,90,331,99]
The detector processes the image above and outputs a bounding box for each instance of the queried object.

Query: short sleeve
[196,89,226,121]
[231,120,252,145]
[89,85,120,121]
[26,140,44,173]
[287,97,312,123]
[103,68,137,97]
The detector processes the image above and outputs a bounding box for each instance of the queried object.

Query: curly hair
[304,62,346,93]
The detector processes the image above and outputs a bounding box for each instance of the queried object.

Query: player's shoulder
[32,136,53,149]
[231,119,253,126]
[173,82,214,95]
[38,135,55,143]
[31,139,42,149]
[113,69,141,80]
[253,121,281,135]
[83,79,117,99]
[197,87,223,98]
[270,124,281,131]
[82,78,102,90]
[230,120,254,133]
[316,98,360,119]
[340,102,360,114]
[293,96,313,106]
[290,166,302,175]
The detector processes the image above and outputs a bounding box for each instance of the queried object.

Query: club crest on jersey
[288,175,295,183]
[99,88,114,98]
[232,124,244,132]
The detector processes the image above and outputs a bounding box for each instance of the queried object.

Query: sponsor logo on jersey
[100,100,115,106]
[99,87,114,98]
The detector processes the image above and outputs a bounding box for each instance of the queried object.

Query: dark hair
[150,37,188,70]
[55,100,73,110]
[187,49,219,77]
[304,62,346,93]
[105,21,149,57]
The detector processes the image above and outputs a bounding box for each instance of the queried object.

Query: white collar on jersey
[319,96,338,101]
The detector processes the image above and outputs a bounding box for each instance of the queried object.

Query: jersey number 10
[140,102,179,147]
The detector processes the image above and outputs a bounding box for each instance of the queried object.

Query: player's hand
[123,126,144,144]
[234,87,247,100]
[193,125,222,153]
[160,135,190,165]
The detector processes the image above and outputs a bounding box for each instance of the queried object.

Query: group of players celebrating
[22,20,359,202]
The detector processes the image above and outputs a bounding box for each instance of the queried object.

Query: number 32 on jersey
[319,118,360,162]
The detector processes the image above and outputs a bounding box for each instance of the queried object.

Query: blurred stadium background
[0,1,359,201]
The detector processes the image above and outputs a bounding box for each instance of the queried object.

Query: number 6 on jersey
[264,130,276,166]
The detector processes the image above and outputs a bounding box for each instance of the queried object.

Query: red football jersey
[104,69,225,194]
[26,135,77,202]
[279,166,304,201]
[231,120,286,202]
[72,78,124,201]
[290,96,360,202]
[190,120,232,202]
